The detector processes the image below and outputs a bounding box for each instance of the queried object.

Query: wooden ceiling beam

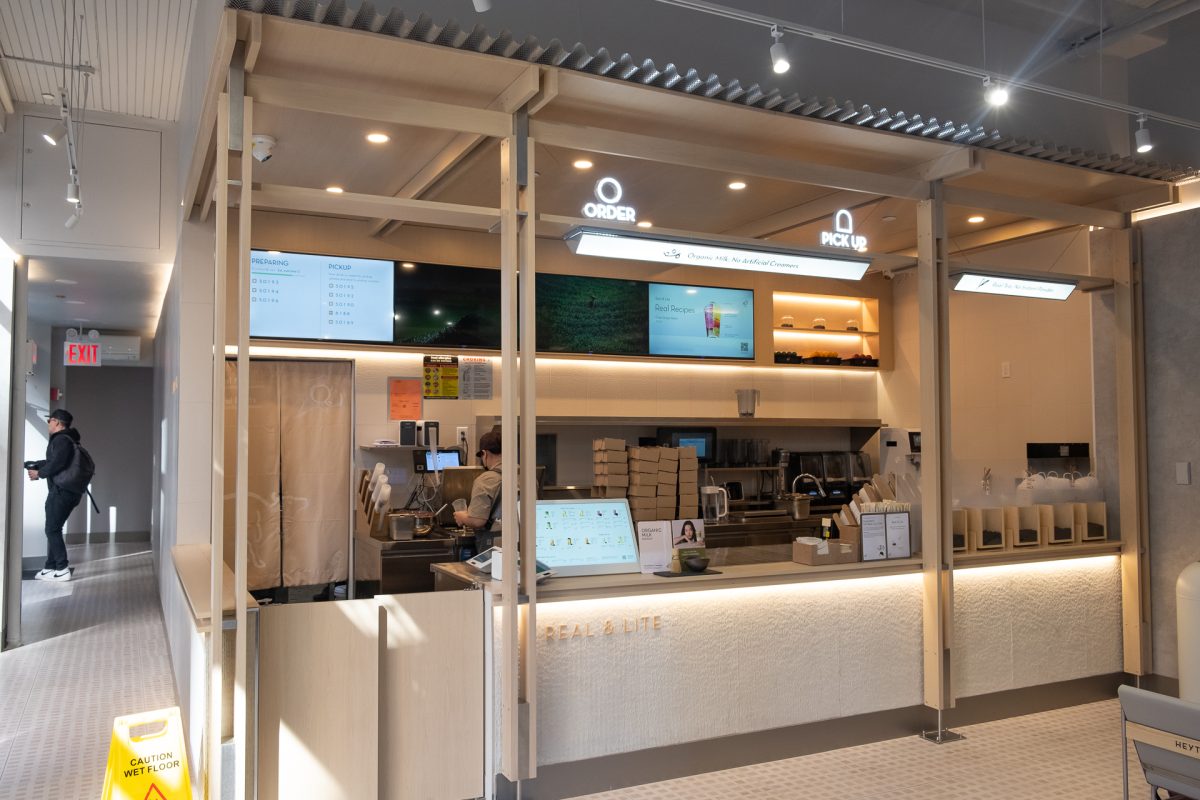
[369,66,543,237]
[943,185,1126,229]
[530,119,933,200]
[183,11,238,220]
[252,184,501,230]
[245,74,514,138]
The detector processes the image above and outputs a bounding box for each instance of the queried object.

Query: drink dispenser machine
[821,452,852,503]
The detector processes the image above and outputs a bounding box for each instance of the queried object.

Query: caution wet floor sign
[101,707,192,800]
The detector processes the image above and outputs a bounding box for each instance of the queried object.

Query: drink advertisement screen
[533,499,641,576]
[648,283,754,359]
[250,250,394,342]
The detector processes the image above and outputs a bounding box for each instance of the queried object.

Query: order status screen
[249,250,395,342]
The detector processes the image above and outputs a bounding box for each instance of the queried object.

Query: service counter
[436,542,1123,770]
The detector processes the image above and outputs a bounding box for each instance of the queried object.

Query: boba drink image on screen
[649,283,753,359]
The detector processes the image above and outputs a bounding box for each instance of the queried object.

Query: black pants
[44,485,83,571]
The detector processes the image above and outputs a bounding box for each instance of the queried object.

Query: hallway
[0,543,177,800]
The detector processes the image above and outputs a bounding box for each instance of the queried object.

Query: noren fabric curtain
[224,359,352,589]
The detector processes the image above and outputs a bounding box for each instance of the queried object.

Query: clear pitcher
[701,485,729,524]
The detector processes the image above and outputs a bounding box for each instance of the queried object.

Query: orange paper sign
[388,377,422,421]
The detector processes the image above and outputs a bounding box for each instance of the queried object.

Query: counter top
[432,557,925,602]
[171,544,258,633]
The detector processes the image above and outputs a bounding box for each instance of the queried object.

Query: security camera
[251,134,277,162]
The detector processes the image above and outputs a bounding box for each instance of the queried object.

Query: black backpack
[54,440,99,512]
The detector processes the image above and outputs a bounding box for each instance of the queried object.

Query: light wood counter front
[171,543,258,632]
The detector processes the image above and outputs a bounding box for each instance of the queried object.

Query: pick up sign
[64,341,102,367]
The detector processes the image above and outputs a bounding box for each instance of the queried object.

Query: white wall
[0,242,16,644]
[877,230,1095,505]
[20,320,51,563]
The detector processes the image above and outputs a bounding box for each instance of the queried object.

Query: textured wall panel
[1139,208,1200,679]
[953,555,1122,698]
[534,574,924,765]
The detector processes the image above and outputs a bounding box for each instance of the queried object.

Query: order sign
[422,355,459,399]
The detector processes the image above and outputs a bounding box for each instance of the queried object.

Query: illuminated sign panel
[64,341,101,366]
[566,229,868,280]
[953,273,1076,301]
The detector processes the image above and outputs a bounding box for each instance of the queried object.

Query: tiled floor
[0,542,1165,800]
[568,699,1156,800]
[0,543,177,800]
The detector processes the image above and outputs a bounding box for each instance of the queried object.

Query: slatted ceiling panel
[0,0,194,121]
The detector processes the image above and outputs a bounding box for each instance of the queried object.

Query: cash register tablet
[532,499,641,577]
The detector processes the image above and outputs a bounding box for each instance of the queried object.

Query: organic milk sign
[820,209,868,252]
[582,177,636,223]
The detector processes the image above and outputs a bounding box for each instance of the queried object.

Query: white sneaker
[34,567,71,582]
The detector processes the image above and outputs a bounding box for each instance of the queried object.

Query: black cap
[479,430,501,455]
[47,409,73,427]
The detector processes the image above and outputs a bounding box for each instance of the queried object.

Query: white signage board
[637,521,673,574]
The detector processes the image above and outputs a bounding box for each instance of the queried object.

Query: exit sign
[64,341,102,367]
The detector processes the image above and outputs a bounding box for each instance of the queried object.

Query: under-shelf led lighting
[954,272,1075,301]
[564,227,869,280]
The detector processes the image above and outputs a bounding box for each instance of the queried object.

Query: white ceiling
[0,0,197,121]
[26,257,172,338]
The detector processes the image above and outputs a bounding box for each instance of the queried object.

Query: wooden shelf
[773,327,880,335]
[953,541,1120,568]
[770,362,879,370]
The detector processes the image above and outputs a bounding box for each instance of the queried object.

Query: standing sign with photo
[671,519,705,548]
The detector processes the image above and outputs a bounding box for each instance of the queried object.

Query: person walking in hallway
[27,409,90,581]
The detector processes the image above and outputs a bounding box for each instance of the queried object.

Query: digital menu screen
[648,283,754,359]
[534,499,641,576]
[250,250,395,342]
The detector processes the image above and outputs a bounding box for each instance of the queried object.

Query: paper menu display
[885,512,912,558]
[637,521,672,574]
[860,513,888,561]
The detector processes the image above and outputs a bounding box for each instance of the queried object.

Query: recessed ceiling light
[267,250,281,255]
[881,215,897,223]
[637,220,653,228]
[967,215,986,224]
[66,300,85,305]
[54,278,78,284]
[686,289,698,295]
[728,181,747,191]
[366,132,390,144]
[573,159,594,170]
[325,186,344,194]
[401,262,416,270]
[74,318,89,322]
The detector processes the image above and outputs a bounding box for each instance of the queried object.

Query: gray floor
[0,543,177,800]
[0,542,1161,800]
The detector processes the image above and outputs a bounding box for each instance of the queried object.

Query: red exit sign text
[64,342,102,367]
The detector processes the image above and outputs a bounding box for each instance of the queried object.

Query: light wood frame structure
[188,8,1172,794]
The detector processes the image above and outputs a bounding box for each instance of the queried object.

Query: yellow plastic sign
[101,707,192,800]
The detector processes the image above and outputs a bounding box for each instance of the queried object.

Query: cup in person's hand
[452,498,468,513]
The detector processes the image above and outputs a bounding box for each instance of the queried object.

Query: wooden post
[498,134,520,781]
[517,128,538,780]
[209,92,230,800]
[233,94,253,800]
[1097,226,1152,674]
[917,181,956,720]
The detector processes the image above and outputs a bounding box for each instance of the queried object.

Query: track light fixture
[65,204,83,230]
[769,25,790,74]
[1135,114,1154,154]
[42,121,68,146]
[983,76,1009,107]
[472,0,492,12]
[66,179,80,204]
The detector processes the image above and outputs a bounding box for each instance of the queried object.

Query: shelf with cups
[772,290,885,370]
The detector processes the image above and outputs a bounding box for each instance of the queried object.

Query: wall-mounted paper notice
[637,521,672,574]
[387,377,423,421]
[860,513,888,561]
[460,357,493,400]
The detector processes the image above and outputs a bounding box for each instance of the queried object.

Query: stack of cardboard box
[656,447,679,521]
[677,445,699,517]
[591,438,628,499]
[626,445,660,522]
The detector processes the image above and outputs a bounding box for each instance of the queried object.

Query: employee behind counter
[454,430,502,550]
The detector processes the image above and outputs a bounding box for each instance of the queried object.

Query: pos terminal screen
[533,499,641,576]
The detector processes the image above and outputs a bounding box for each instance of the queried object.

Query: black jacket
[35,427,82,486]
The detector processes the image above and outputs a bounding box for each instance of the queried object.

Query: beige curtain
[224,360,352,589]
[278,361,352,587]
